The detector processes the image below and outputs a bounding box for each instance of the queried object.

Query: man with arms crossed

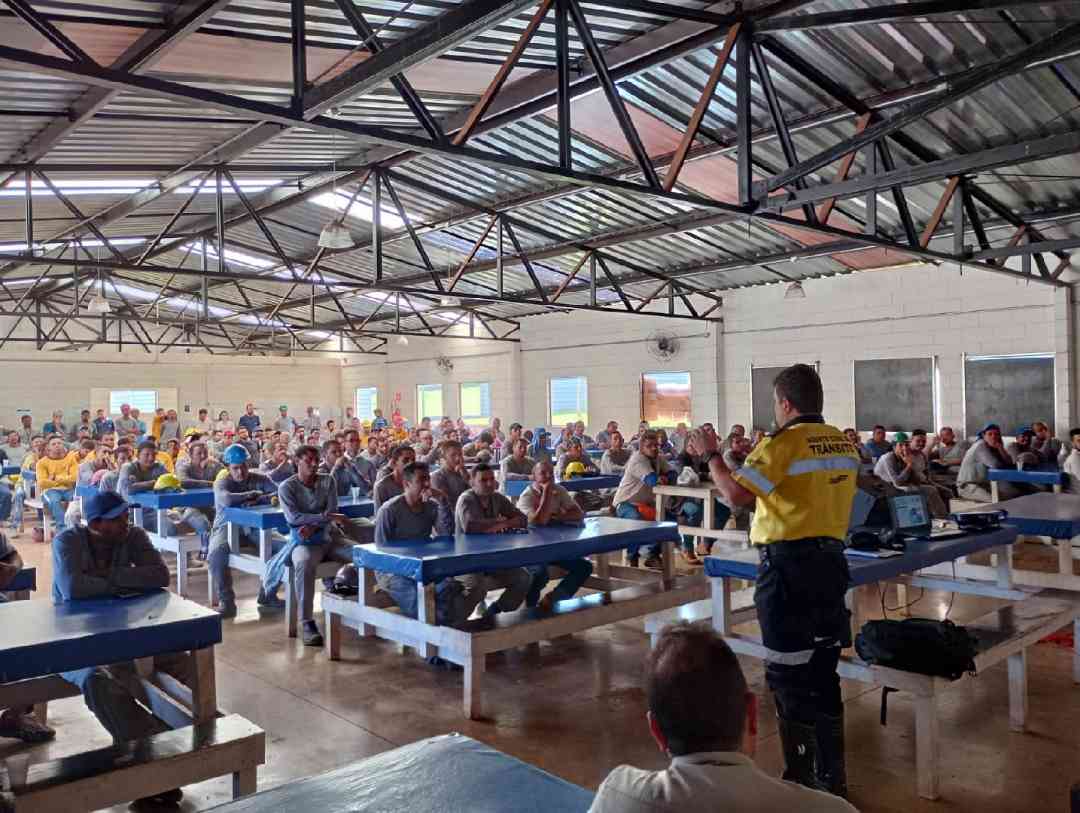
[702,364,858,797]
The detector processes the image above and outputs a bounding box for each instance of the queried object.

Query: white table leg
[286,564,297,639]
[1054,484,1063,495]
[464,653,485,720]
[1060,540,1073,575]
[357,566,376,637]
[325,608,342,660]
[1008,649,1028,732]
[996,544,1014,589]
[189,646,217,724]
[228,521,240,555]
[991,481,1000,503]
[168,509,188,598]
[416,582,437,660]
[701,496,714,553]
[712,576,733,634]
[915,693,939,800]
[259,529,272,563]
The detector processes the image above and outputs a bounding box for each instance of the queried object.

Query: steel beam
[301,0,539,117]
[762,22,1080,193]
[759,0,1076,31]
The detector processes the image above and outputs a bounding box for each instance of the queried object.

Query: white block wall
[719,263,1062,435]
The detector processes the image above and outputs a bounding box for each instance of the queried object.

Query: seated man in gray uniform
[455,463,531,618]
[52,492,190,808]
[208,443,283,618]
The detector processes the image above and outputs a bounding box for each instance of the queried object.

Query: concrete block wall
[719,263,1059,435]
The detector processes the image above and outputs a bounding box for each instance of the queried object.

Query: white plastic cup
[350,486,361,502]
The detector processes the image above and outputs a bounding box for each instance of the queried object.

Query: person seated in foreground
[0,532,55,744]
[269,445,357,646]
[454,463,532,618]
[957,424,1021,502]
[52,492,189,808]
[612,431,676,569]
[873,432,949,518]
[500,437,535,486]
[862,425,892,461]
[589,622,857,813]
[1064,428,1080,492]
[207,444,283,618]
[372,463,482,655]
[600,431,631,475]
[516,460,592,611]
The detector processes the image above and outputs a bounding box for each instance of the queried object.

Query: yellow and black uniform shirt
[732,417,859,546]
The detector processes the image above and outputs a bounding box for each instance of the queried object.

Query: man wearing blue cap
[52,491,189,807]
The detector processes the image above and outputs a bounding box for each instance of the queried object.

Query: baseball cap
[892,431,909,443]
[84,492,129,523]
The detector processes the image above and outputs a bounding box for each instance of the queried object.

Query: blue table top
[988,468,1065,485]
[704,526,1018,585]
[224,496,374,531]
[206,733,592,812]
[0,590,221,683]
[356,516,679,583]
[1,464,18,476]
[75,484,98,498]
[505,474,620,498]
[979,491,1080,538]
[128,488,216,510]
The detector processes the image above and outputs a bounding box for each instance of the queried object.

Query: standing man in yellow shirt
[703,364,858,799]
[36,436,79,534]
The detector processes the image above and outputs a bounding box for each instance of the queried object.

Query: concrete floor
[5,531,1080,812]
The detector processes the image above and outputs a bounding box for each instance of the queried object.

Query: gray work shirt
[600,448,631,475]
[431,467,470,535]
[374,494,439,545]
[501,455,535,480]
[958,440,1014,486]
[454,489,525,534]
[278,473,337,529]
[372,474,404,511]
[211,470,277,534]
[118,461,168,500]
[52,525,169,603]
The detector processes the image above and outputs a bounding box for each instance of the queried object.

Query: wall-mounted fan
[436,355,454,375]
[646,330,681,362]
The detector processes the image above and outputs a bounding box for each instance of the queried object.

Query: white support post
[1008,649,1028,732]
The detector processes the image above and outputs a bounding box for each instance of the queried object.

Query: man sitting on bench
[957,424,1021,502]
[455,463,531,619]
[0,533,55,744]
[52,492,190,808]
[208,444,283,618]
[271,445,355,646]
[373,462,483,664]
[589,622,855,813]
[516,460,592,611]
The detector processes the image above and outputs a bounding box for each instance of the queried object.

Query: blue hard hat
[222,443,250,465]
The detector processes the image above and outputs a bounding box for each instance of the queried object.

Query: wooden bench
[652,484,750,549]
[3,714,265,812]
[324,572,709,720]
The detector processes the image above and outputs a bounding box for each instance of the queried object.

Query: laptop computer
[887,493,965,541]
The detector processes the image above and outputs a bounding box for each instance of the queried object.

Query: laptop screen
[890,493,931,535]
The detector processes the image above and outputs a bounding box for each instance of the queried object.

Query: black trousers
[754,538,851,725]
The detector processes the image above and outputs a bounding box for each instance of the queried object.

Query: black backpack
[855,618,978,725]
[855,617,977,680]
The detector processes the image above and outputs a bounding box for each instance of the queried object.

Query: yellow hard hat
[184,427,199,438]
[564,461,588,478]
[153,473,182,492]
